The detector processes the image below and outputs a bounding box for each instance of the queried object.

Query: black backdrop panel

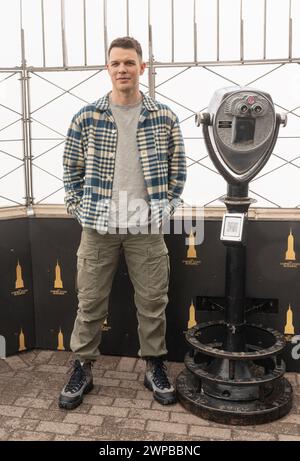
[0,218,35,356]
[0,216,299,371]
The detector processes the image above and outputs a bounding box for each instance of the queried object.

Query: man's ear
[140,62,146,75]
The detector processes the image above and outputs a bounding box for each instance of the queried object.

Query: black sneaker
[58,359,93,410]
[144,357,177,405]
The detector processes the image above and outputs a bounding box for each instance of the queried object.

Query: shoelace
[152,360,171,390]
[65,360,86,393]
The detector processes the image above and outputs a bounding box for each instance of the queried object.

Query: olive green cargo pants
[70,228,170,361]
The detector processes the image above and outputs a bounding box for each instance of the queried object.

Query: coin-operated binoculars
[176,87,293,425]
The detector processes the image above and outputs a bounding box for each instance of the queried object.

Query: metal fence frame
[1,0,300,210]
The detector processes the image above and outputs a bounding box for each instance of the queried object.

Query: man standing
[59,37,186,409]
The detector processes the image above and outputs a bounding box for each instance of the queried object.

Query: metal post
[103,0,108,64]
[83,0,87,66]
[41,0,46,67]
[148,0,155,98]
[217,0,220,61]
[126,0,130,36]
[289,0,292,60]
[20,28,34,208]
[61,0,68,67]
[193,0,197,63]
[240,0,244,62]
[263,0,267,60]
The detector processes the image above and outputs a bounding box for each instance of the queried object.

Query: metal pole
[193,0,197,63]
[61,0,68,67]
[83,0,87,66]
[289,0,292,60]
[263,0,267,60]
[148,0,155,98]
[126,0,129,36]
[171,0,174,63]
[41,0,46,67]
[103,0,108,64]
[26,70,34,207]
[217,0,220,61]
[240,0,244,62]
[20,28,33,207]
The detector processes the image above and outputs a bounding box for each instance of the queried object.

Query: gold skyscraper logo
[15,260,24,288]
[182,230,201,266]
[54,260,63,288]
[187,230,197,258]
[57,327,65,350]
[285,229,296,261]
[280,229,300,269]
[11,260,28,296]
[188,299,197,329]
[18,327,26,351]
[51,260,67,295]
[284,303,295,337]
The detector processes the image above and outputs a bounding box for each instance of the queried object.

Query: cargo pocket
[147,240,170,299]
[76,245,100,294]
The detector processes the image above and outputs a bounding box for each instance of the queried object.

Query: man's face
[107,47,146,93]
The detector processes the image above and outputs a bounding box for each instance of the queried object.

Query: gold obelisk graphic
[284,304,295,335]
[15,260,24,289]
[54,260,63,289]
[187,230,197,258]
[57,327,65,351]
[285,229,296,261]
[188,299,197,329]
[18,328,26,351]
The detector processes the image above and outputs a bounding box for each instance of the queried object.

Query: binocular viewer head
[196,87,287,185]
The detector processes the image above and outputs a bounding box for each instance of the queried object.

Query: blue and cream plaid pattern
[63,92,187,232]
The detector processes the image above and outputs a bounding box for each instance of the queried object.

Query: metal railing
[1,0,300,210]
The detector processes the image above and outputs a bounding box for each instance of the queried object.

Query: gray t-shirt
[108,97,150,231]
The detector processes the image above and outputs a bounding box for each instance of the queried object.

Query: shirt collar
[94,91,159,112]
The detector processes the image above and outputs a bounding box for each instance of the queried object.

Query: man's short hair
[108,36,143,61]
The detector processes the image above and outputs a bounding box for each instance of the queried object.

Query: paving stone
[36,421,78,435]
[116,357,137,372]
[129,408,170,422]
[189,425,231,440]
[64,413,104,427]
[170,411,210,426]
[0,416,39,431]
[146,420,188,436]
[278,434,300,441]
[83,395,114,406]
[32,351,54,364]
[75,425,121,440]
[89,405,129,418]
[23,407,66,422]
[14,397,53,409]
[0,428,10,441]
[118,429,164,441]
[232,429,277,441]
[4,356,28,370]
[0,405,26,418]
[103,415,146,430]
[113,398,152,409]
[104,370,139,381]
[0,359,13,374]
[8,430,55,441]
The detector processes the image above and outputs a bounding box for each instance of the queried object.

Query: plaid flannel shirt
[63,92,186,232]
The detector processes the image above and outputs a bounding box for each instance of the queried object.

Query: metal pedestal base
[176,369,293,426]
